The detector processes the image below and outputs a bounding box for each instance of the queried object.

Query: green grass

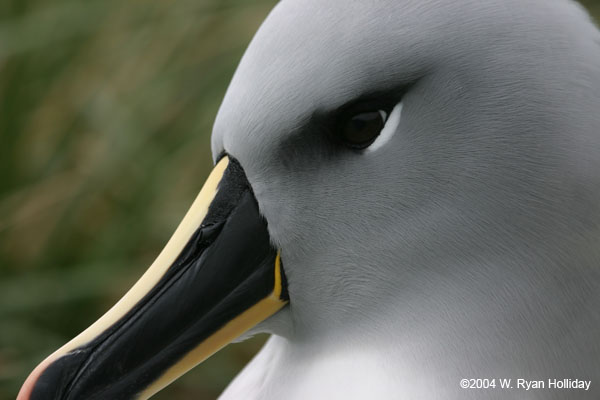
[0,1,598,399]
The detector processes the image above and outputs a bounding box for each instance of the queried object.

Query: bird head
[18,0,600,399]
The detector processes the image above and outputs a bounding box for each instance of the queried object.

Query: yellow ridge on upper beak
[18,155,289,400]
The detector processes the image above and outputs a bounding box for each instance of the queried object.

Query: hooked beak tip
[18,353,55,400]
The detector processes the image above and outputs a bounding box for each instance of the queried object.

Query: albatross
[18,0,600,399]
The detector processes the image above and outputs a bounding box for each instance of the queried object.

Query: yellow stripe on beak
[19,156,289,400]
[139,252,287,399]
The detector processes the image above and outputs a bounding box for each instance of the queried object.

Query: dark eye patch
[276,86,410,158]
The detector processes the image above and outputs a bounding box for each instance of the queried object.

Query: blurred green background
[0,1,598,399]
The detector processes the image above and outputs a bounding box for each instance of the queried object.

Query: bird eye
[340,110,388,149]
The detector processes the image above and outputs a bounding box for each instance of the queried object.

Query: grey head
[213,0,600,396]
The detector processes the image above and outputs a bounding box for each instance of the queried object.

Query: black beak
[18,156,288,400]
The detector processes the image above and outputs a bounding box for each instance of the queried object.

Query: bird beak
[17,155,289,400]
